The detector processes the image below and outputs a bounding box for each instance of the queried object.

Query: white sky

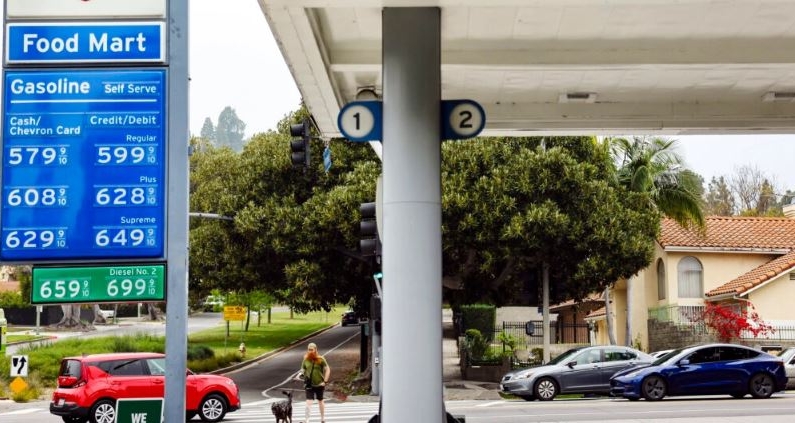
[190,2,795,191]
[189,0,301,138]
[2,1,794,191]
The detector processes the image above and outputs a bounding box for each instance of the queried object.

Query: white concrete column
[381,7,443,423]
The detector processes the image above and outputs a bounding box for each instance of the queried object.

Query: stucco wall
[748,273,795,321]
[663,251,774,305]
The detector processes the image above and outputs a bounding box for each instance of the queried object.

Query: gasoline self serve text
[9,77,158,96]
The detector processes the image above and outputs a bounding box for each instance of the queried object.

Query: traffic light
[289,120,310,168]
[359,201,380,257]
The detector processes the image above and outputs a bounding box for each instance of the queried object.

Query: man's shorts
[305,385,325,401]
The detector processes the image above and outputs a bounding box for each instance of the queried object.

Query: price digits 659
[38,279,88,300]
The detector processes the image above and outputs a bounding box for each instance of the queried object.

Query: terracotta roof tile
[706,250,795,298]
[550,292,604,311]
[585,306,606,319]
[659,216,795,250]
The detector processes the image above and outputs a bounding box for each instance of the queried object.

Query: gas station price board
[1,69,166,261]
[31,264,165,304]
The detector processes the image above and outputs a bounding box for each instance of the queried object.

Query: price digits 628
[95,186,155,206]
[39,279,88,300]
[107,278,155,297]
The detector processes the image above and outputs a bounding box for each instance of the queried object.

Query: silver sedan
[778,347,795,389]
[500,345,654,401]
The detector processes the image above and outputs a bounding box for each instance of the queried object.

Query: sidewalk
[441,308,501,401]
[347,309,501,402]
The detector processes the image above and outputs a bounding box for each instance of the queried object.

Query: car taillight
[57,376,85,388]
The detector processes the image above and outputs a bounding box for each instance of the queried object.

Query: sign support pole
[163,0,190,421]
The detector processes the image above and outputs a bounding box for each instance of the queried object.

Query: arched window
[656,259,666,300]
[677,256,703,298]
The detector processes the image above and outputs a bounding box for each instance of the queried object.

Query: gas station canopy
[258,0,795,137]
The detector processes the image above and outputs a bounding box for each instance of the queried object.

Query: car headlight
[515,369,535,379]
[619,369,644,379]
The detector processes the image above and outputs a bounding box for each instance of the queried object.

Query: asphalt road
[224,322,362,403]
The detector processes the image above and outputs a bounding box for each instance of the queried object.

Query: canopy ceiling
[258,0,795,137]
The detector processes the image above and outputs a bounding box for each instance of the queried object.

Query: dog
[270,390,293,423]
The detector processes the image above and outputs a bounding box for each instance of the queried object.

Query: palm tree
[608,136,706,346]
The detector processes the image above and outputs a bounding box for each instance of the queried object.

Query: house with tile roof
[585,213,795,352]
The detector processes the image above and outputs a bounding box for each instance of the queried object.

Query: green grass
[194,307,343,358]
[0,306,346,401]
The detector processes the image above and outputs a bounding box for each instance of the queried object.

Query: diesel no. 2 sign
[31,264,166,304]
[1,69,166,261]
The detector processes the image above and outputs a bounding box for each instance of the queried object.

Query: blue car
[610,343,787,401]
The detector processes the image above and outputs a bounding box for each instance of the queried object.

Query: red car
[49,352,240,423]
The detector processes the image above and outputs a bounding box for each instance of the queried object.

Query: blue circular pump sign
[1,69,166,261]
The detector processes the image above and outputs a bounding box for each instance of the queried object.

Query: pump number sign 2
[31,264,165,304]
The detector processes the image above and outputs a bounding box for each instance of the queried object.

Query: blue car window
[719,346,759,361]
[687,347,720,364]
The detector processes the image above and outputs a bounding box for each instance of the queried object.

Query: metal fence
[459,320,590,368]
[648,304,795,346]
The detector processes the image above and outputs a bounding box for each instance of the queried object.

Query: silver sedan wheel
[534,377,558,401]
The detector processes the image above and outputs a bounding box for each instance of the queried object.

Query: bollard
[238,342,246,357]
[0,308,7,355]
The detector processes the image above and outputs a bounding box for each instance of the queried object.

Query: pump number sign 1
[31,264,165,304]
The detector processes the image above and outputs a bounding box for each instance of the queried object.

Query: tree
[200,117,216,144]
[215,106,246,152]
[610,136,705,229]
[442,137,659,307]
[729,165,781,215]
[189,106,379,314]
[609,136,705,345]
[697,302,774,343]
[188,108,660,320]
[704,176,735,216]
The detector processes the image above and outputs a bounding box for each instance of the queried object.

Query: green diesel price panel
[32,264,165,304]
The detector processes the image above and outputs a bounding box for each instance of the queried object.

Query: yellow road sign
[10,376,28,394]
[223,306,247,321]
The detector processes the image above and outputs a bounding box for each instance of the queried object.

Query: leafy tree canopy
[189,110,661,315]
[215,106,246,152]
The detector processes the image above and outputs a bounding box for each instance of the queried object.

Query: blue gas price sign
[1,69,166,262]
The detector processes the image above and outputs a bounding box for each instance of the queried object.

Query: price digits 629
[5,229,66,249]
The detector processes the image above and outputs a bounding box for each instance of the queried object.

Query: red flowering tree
[698,302,775,343]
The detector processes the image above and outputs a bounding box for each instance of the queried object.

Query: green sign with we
[115,398,163,423]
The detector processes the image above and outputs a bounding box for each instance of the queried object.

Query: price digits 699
[107,277,155,297]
